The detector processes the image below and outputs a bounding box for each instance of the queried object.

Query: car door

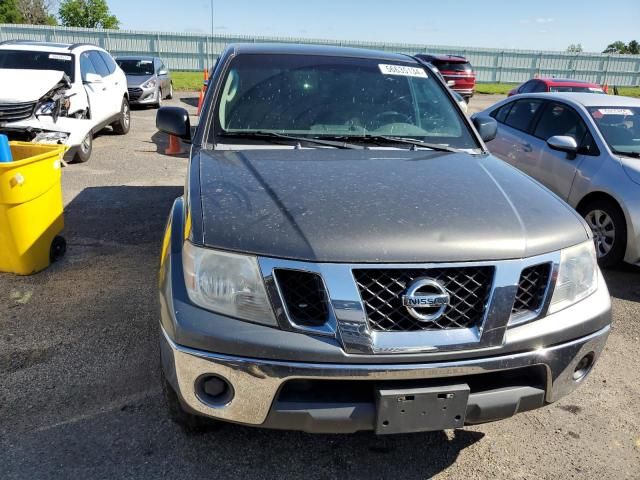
[89,50,122,117]
[98,50,126,105]
[526,101,595,199]
[79,51,111,123]
[488,98,543,173]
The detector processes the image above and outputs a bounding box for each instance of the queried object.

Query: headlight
[182,241,277,326]
[142,79,157,89]
[35,100,56,115]
[548,241,598,314]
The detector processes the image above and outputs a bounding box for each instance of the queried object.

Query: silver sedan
[477,92,640,267]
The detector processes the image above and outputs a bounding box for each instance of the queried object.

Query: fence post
[603,55,611,85]
[497,51,504,83]
[156,33,161,56]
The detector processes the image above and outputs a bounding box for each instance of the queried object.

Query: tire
[167,82,173,99]
[72,131,92,163]
[161,370,218,433]
[579,198,627,268]
[155,88,163,109]
[50,236,66,263]
[112,97,131,135]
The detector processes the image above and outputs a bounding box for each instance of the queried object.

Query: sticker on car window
[596,108,634,116]
[379,64,427,78]
[49,54,72,61]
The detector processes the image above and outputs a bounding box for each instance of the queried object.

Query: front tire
[579,198,627,268]
[167,82,173,99]
[112,97,131,135]
[161,371,218,433]
[155,88,163,109]
[72,131,92,163]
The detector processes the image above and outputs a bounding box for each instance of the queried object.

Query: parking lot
[1,92,639,479]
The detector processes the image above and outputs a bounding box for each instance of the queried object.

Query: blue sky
[107,0,639,53]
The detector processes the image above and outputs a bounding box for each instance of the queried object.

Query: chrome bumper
[160,325,610,427]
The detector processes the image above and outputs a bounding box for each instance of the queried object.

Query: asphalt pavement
[1,93,639,479]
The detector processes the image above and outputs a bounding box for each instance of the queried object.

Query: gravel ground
[1,93,639,479]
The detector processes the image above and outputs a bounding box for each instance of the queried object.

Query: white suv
[0,40,130,163]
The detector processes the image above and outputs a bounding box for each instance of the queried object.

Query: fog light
[196,374,234,406]
[573,353,595,381]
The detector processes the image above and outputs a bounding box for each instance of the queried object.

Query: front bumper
[129,87,159,105]
[161,324,610,433]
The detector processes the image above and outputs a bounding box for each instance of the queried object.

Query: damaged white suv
[0,40,130,163]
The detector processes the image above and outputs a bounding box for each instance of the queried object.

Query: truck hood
[0,69,66,103]
[196,149,589,263]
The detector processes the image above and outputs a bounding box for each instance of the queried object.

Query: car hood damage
[0,69,70,103]
[195,148,590,263]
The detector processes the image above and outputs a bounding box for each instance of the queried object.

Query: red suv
[508,78,605,96]
[415,54,475,102]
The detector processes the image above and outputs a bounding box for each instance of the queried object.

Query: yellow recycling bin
[0,142,67,275]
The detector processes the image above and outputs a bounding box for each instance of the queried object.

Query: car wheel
[156,88,163,108]
[112,97,131,135]
[167,82,174,99]
[161,370,218,433]
[580,198,627,268]
[72,131,93,163]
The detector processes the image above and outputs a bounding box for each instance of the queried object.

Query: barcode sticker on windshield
[597,108,634,116]
[49,54,72,61]
[379,64,427,78]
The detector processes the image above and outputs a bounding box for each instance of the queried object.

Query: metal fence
[1,23,640,86]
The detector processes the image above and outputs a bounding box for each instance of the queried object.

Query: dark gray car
[115,56,172,107]
[154,44,610,435]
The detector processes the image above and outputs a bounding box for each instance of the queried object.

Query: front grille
[0,101,37,122]
[353,267,494,332]
[274,269,329,327]
[128,87,143,100]
[512,263,551,316]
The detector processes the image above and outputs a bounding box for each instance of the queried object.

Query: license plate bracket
[375,384,470,434]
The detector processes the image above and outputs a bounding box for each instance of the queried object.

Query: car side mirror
[158,69,168,75]
[157,106,191,141]
[84,72,102,84]
[472,115,498,142]
[547,135,578,159]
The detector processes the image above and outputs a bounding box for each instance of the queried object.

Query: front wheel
[112,97,131,135]
[167,82,173,99]
[72,131,92,163]
[579,198,627,268]
[161,371,218,433]
[155,88,163,108]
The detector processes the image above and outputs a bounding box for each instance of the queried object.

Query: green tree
[628,40,640,55]
[566,43,583,53]
[603,41,629,54]
[17,0,56,25]
[0,0,24,23]
[58,0,119,29]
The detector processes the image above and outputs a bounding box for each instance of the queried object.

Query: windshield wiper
[327,135,460,153]
[612,149,640,158]
[218,131,363,149]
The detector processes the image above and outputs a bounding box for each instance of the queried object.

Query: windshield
[550,86,604,93]
[116,59,155,75]
[211,54,479,150]
[589,106,640,156]
[0,49,74,82]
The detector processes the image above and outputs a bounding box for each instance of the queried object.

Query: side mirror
[157,106,191,141]
[547,135,578,158]
[158,69,168,76]
[472,115,498,142]
[84,72,102,84]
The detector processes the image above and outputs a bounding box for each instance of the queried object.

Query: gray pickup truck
[156,44,611,434]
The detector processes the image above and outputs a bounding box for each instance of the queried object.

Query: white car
[0,40,130,163]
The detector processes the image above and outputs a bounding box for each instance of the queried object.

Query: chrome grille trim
[258,251,561,355]
[0,101,37,122]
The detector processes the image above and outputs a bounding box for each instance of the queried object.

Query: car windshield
[550,86,604,93]
[117,59,155,75]
[589,106,640,156]
[0,49,74,82]
[211,54,479,150]
[435,61,472,72]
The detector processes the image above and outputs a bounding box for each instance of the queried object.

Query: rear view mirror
[84,72,102,84]
[472,115,498,142]
[157,106,191,141]
[547,135,578,158]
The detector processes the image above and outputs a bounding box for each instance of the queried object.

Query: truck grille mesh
[353,267,494,331]
[511,263,551,316]
[274,269,329,327]
[0,101,37,122]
